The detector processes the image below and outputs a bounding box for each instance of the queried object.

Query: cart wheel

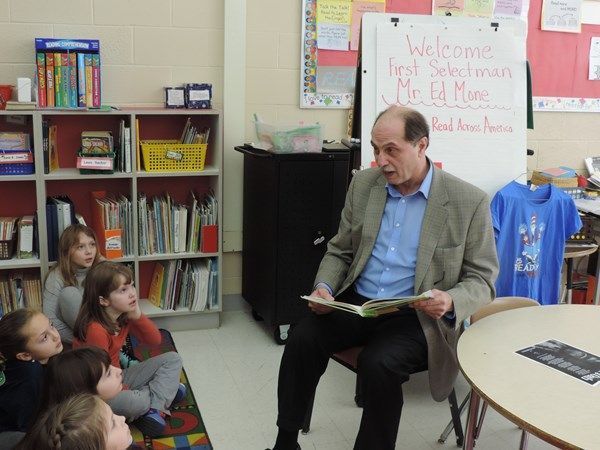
[274,324,290,345]
[251,309,264,321]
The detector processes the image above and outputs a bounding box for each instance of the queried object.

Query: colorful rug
[128,330,212,450]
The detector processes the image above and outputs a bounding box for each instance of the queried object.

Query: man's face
[371,116,428,193]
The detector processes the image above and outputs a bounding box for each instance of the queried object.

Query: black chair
[301,346,467,447]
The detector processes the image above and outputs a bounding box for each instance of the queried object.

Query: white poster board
[361,14,527,196]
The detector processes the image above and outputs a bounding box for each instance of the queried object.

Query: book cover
[60,53,69,108]
[48,124,59,172]
[68,52,77,108]
[45,53,55,107]
[301,291,433,318]
[84,54,93,107]
[53,53,62,107]
[148,262,165,308]
[76,53,86,107]
[91,54,100,108]
[36,52,46,107]
[42,121,49,174]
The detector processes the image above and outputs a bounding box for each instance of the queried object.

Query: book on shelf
[36,52,46,107]
[4,101,36,110]
[48,124,59,172]
[17,215,35,259]
[34,38,101,109]
[0,272,42,318]
[0,132,30,150]
[301,290,433,318]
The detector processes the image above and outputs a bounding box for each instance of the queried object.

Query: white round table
[458,304,600,449]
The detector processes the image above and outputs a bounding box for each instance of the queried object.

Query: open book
[301,290,432,318]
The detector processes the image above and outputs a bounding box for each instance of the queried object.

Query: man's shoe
[170,383,187,408]
[134,408,166,438]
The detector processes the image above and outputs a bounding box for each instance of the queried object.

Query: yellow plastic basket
[140,140,207,172]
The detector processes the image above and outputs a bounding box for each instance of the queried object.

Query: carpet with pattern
[128,330,212,450]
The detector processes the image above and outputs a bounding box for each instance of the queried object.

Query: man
[267,106,499,450]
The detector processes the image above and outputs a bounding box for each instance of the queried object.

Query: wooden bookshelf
[0,109,222,330]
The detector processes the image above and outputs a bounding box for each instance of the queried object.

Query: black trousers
[276,291,428,450]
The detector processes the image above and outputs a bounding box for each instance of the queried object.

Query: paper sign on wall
[541,0,583,33]
[373,21,526,194]
[351,2,386,50]
[317,23,350,50]
[317,0,352,24]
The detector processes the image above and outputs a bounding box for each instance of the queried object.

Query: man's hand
[410,289,453,320]
[307,287,335,315]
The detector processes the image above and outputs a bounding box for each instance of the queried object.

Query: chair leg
[301,390,316,435]
[447,388,465,447]
[438,391,470,445]
[463,389,481,450]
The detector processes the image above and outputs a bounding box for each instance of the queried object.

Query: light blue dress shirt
[354,163,433,299]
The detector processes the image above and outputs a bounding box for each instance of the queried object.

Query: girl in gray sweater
[43,224,101,344]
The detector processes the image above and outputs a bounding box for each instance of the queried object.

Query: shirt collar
[385,160,433,199]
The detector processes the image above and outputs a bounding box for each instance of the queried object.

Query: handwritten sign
[317,0,352,24]
[317,23,350,50]
[373,21,526,194]
[351,2,386,50]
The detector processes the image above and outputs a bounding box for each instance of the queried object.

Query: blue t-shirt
[491,182,582,305]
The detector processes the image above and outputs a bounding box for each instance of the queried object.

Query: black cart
[235,145,351,344]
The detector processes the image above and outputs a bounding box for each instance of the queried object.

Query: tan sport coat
[315,165,499,401]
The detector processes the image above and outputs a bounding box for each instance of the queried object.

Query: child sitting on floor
[37,346,124,411]
[43,224,102,345]
[73,261,184,438]
[16,393,132,450]
[0,309,63,448]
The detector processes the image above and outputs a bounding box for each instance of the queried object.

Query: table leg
[594,252,600,306]
[463,389,480,450]
[566,258,574,304]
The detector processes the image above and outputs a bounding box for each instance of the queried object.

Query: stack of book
[148,257,218,311]
[0,272,42,318]
[35,38,101,109]
[137,191,218,256]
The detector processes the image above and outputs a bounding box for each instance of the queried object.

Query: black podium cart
[235,145,351,343]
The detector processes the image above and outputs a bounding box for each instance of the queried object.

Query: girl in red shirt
[73,261,184,438]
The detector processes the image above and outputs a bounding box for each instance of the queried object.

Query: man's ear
[417,136,429,155]
[16,352,33,362]
[99,296,110,307]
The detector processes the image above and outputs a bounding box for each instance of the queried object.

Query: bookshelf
[0,108,222,330]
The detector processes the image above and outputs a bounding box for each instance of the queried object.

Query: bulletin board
[300,0,428,108]
[301,0,600,111]
[360,13,527,195]
[528,0,600,111]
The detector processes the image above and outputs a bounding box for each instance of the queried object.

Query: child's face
[103,402,132,450]
[97,364,123,401]
[104,275,137,315]
[20,313,63,364]
[70,232,97,269]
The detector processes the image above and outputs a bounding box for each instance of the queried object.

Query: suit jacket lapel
[414,168,449,293]
[355,176,387,275]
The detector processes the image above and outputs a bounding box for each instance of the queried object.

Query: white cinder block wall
[0,0,598,297]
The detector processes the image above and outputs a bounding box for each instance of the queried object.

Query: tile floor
[172,306,556,450]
